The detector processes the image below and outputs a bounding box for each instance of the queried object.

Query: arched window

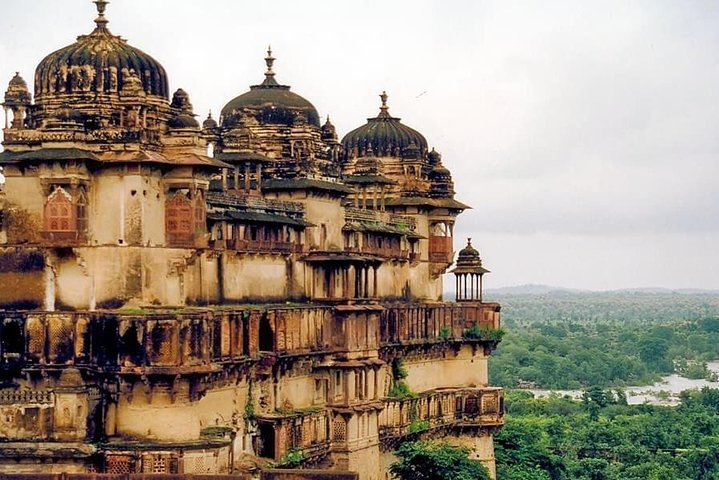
[44,187,75,232]
[193,190,205,235]
[76,188,88,233]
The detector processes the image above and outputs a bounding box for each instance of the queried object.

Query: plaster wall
[300,196,345,251]
[344,444,381,480]
[1,174,44,218]
[114,391,198,441]
[404,345,488,392]
[221,254,289,301]
[276,374,316,410]
[376,262,410,299]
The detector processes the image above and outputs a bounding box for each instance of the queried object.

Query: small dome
[168,114,199,129]
[430,164,451,177]
[168,88,198,129]
[34,2,169,101]
[4,72,32,107]
[171,88,193,112]
[203,111,218,130]
[321,115,337,142]
[341,91,428,159]
[428,147,441,165]
[221,48,320,128]
[456,239,482,268]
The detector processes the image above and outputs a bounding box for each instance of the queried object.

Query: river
[528,361,719,406]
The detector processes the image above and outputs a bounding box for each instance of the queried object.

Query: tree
[390,441,491,480]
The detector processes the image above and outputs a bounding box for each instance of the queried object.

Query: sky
[0,0,717,290]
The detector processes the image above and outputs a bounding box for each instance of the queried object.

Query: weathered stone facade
[0,2,504,478]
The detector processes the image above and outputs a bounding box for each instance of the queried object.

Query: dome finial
[265,46,275,77]
[379,90,389,116]
[92,0,110,30]
[467,238,472,246]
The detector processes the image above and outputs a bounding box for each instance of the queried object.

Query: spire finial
[379,91,389,116]
[93,0,110,30]
[265,46,275,77]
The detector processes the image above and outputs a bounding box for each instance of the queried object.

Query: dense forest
[496,389,719,479]
[488,292,719,389]
[486,292,719,479]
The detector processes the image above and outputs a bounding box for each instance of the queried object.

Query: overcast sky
[1,0,717,290]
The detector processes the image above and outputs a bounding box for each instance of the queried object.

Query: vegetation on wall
[388,357,417,399]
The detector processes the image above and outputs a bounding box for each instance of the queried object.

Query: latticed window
[333,417,347,442]
[106,455,135,474]
[44,187,75,232]
[166,190,193,245]
[166,189,206,246]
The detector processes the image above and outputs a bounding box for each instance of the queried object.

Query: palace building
[0,2,504,478]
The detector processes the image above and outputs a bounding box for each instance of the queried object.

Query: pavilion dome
[341,92,428,159]
[34,1,169,102]
[456,239,482,268]
[4,72,32,107]
[221,48,320,128]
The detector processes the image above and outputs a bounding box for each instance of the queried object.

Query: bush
[464,325,506,341]
[390,441,491,480]
[276,447,306,468]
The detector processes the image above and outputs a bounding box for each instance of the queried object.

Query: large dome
[341,92,428,159]
[221,49,320,128]
[34,1,169,101]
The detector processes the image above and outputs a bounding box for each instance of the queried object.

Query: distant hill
[478,284,719,296]
[484,284,588,295]
[608,287,719,295]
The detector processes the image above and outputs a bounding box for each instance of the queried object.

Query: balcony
[0,302,500,374]
[379,302,501,347]
[254,408,332,463]
[429,235,453,264]
[379,387,504,443]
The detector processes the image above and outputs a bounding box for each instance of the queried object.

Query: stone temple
[0,2,504,478]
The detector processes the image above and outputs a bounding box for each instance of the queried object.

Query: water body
[529,361,719,406]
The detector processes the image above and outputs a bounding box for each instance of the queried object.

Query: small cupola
[451,238,490,302]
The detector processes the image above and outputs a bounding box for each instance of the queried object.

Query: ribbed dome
[341,92,428,159]
[221,49,319,128]
[34,2,169,101]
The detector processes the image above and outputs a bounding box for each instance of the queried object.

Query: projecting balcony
[429,235,453,264]
[253,409,332,463]
[379,387,504,444]
[379,302,502,348]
